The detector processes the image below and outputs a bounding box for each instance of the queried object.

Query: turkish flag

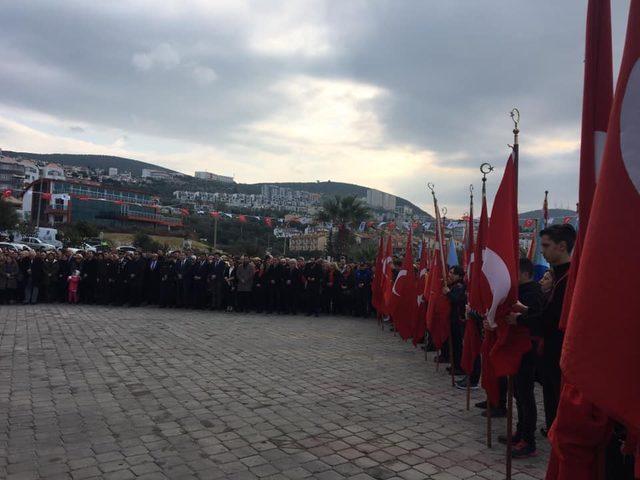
[482,155,530,377]
[180,208,189,216]
[390,230,417,340]
[561,0,613,331]
[238,214,247,223]
[462,192,487,375]
[381,236,394,315]
[210,211,221,219]
[264,217,273,227]
[561,0,640,433]
[2,189,11,198]
[412,240,430,344]
[372,235,385,312]
[41,192,52,201]
[425,223,450,350]
[547,2,615,478]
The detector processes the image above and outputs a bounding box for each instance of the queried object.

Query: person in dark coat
[252,259,266,313]
[158,254,176,308]
[538,224,575,434]
[191,254,209,308]
[338,264,355,315]
[145,253,161,305]
[21,251,44,304]
[174,252,191,308]
[222,258,236,312]
[443,265,466,376]
[500,257,544,458]
[41,252,59,303]
[282,259,304,314]
[354,262,373,317]
[208,253,226,310]
[322,262,341,315]
[305,258,324,317]
[80,251,98,303]
[123,251,144,306]
[235,256,255,313]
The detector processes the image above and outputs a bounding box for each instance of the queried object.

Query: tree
[58,221,100,246]
[315,195,370,256]
[133,232,162,252]
[0,198,19,231]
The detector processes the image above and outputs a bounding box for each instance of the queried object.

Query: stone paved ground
[0,305,549,480]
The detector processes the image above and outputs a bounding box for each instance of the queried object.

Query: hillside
[519,208,576,219]
[3,150,429,216]
[3,151,178,177]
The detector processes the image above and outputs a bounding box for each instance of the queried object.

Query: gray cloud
[0,0,632,213]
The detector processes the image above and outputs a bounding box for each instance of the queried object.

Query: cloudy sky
[0,1,632,215]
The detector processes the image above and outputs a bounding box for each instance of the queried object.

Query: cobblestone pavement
[0,305,549,479]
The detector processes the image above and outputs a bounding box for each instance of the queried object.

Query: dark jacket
[517,281,544,338]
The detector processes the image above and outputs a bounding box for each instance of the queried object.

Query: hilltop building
[195,171,235,183]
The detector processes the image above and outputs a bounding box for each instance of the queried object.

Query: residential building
[23,178,182,229]
[195,171,235,183]
[0,157,26,196]
[289,232,328,252]
[142,168,173,180]
[108,167,118,177]
[366,188,396,211]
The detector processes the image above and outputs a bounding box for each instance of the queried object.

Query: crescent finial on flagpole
[510,108,520,129]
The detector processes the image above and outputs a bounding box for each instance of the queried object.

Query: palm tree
[315,195,370,256]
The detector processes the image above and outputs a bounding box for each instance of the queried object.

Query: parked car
[16,237,56,251]
[116,245,138,253]
[0,242,35,253]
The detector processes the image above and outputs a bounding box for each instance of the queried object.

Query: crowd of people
[0,247,375,317]
[1,223,634,474]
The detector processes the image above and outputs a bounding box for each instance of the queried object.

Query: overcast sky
[0,1,632,215]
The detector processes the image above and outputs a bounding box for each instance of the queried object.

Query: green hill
[519,208,576,219]
[3,150,429,217]
[3,151,178,177]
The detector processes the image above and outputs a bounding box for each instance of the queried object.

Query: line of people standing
[0,248,375,318]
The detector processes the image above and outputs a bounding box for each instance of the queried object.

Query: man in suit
[208,253,226,310]
[145,252,161,305]
[174,251,191,308]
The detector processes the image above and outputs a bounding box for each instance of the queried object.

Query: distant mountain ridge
[3,150,430,217]
[3,150,178,177]
[519,208,576,219]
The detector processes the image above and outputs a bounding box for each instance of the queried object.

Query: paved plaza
[0,305,549,479]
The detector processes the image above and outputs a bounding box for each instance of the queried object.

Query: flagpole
[441,205,456,388]
[466,184,474,411]
[543,190,549,228]
[428,184,452,383]
[505,108,520,480]
[480,162,494,449]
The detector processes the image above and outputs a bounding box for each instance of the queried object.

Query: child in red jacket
[67,270,81,304]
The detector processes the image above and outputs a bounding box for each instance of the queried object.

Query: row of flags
[549,1,639,478]
[371,1,639,477]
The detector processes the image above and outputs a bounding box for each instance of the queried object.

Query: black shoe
[511,441,537,459]
[540,427,548,438]
[498,433,521,445]
[433,355,447,363]
[481,407,507,418]
[455,378,479,390]
[475,400,487,409]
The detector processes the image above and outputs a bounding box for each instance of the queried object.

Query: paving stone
[0,305,549,480]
